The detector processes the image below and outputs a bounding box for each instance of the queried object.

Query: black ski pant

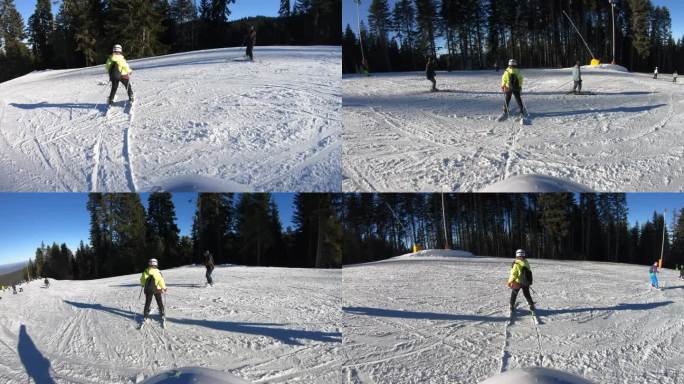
[504,90,524,114]
[109,78,133,103]
[144,292,164,318]
[246,45,254,61]
[573,80,582,94]
[510,286,535,311]
[206,267,214,285]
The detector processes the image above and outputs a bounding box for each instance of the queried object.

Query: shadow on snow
[18,324,56,384]
[343,306,509,322]
[344,301,673,322]
[63,300,340,345]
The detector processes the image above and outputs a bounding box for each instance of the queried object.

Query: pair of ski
[509,306,542,325]
[138,316,166,330]
[497,110,530,125]
[497,98,530,125]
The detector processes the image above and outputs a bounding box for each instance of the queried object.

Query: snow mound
[140,367,251,384]
[392,249,475,260]
[480,368,595,384]
[481,174,592,193]
[150,175,253,192]
[592,64,628,72]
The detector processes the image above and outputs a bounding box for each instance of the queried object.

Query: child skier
[649,262,659,289]
[571,61,582,94]
[426,57,437,92]
[245,26,257,61]
[204,250,215,287]
[44,278,49,288]
[104,44,134,105]
[654,67,659,80]
[674,71,678,83]
[500,59,527,120]
[140,258,167,328]
[507,249,536,318]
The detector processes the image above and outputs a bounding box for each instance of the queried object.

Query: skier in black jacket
[426,57,437,92]
[204,251,215,287]
[245,26,257,61]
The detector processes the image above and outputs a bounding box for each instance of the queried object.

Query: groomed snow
[342,251,684,383]
[343,68,684,192]
[0,265,342,383]
[0,46,341,192]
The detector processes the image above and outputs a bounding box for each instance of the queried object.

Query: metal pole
[355,0,366,63]
[562,10,595,60]
[441,193,449,249]
[610,1,616,64]
[660,208,667,268]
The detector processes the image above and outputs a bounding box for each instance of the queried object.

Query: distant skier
[673,71,678,83]
[44,278,49,288]
[426,56,437,92]
[649,262,659,289]
[495,62,500,73]
[507,249,536,317]
[12,285,16,294]
[571,61,582,94]
[679,264,684,280]
[204,250,215,287]
[140,258,167,327]
[500,59,527,120]
[245,26,257,61]
[653,67,658,80]
[104,44,134,105]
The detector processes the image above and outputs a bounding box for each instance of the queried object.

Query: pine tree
[27,0,54,68]
[236,194,277,266]
[629,0,652,61]
[192,193,234,263]
[279,0,291,17]
[0,0,32,81]
[414,0,437,58]
[106,0,167,59]
[368,0,392,71]
[146,193,181,267]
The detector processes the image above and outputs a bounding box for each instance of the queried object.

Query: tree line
[343,193,684,270]
[24,193,342,281]
[343,0,683,74]
[0,0,341,82]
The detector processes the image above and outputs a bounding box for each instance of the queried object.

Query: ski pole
[138,286,143,301]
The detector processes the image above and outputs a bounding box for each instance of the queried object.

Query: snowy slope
[0,46,341,192]
[0,265,342,383]
[342,252,684,383]
[343,67,684,192]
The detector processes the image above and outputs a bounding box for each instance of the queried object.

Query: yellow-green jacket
[508,258,530,284]
[104,54,132,77]
[140,267,166,291]
[501,67,523,90]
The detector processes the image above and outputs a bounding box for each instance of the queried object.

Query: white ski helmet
[113,44,122,53]
[149,258,158,267]
[515,249,526,258]
[508,59,517,67]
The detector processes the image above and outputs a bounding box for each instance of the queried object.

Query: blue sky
[0,193,295,266]
[15,0,287,24]
[343,0,684,42]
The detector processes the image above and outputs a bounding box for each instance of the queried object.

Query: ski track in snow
[343,69,684,192]
[342,254,684,383]
[0,46,341,192]
[0,266,342,383]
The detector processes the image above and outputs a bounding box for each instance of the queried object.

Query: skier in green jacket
[104,44,134,105]
[507,249,536,316]
[140,258,167,327]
